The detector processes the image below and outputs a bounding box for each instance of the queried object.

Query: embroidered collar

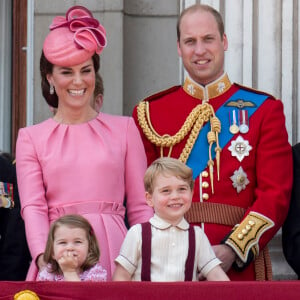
[150,214,189,230]
[183,73,232,102]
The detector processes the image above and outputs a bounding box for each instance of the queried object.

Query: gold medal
[230,124,239,134]
[229,110,239,134]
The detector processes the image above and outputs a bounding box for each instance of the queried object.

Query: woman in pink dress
[16,5,153,281]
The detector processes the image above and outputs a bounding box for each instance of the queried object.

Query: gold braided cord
[207,126,215,193]
[178,107,212,163]
[207,131,216,144]
[210,116,221,180]
[137,100,222,191]
[137,101,213,148]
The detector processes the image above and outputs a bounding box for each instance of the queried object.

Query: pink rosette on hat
[43,5,107,66]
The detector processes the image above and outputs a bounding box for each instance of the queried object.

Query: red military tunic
[132,73,293,280]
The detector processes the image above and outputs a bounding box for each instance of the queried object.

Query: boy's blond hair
[144,157,194,194]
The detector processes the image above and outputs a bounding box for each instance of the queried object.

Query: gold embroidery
[183,73,231,101]
[225,211,274,262]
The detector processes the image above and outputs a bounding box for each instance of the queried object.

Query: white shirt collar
[149,214,190,230]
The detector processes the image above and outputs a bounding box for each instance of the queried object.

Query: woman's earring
[50,84,55,95]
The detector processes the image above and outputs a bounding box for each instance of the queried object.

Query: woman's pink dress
[16,113,153,280]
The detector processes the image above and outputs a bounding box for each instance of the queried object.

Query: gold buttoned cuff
[225,211,274,262]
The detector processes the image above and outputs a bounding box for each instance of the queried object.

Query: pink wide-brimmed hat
[43,5,107,66]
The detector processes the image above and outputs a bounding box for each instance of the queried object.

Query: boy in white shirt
[113,157,229,281]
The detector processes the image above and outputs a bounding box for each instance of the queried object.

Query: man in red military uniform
[132,4,292,280]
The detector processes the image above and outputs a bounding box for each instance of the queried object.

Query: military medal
[0,181,13,208]
[230,166,250,193]
[0,195,11,208]
[239,110,249,134]
[228,135,252,162]
[229,110,239,134]
[239,124,249,134]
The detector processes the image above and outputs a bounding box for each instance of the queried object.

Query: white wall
[123,0,179,115]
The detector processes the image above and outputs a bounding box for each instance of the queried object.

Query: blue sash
[186,89,268,179]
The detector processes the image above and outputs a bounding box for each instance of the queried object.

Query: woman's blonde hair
[144,157,194,194]
[43,214,100,274]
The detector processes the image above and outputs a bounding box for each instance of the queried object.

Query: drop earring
[50,84,55,95]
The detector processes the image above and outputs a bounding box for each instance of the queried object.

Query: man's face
[177,10,228,86]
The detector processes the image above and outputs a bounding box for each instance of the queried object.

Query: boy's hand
[212,244,236,272]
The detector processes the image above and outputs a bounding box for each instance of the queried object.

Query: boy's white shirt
[115,214,221,281]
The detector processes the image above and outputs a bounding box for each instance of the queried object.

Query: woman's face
[47,58,95,111]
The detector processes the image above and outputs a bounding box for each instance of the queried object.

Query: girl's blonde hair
[144,157,194,194]
[43,214,100,274]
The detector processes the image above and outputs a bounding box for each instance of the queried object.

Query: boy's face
[146,173,193,226]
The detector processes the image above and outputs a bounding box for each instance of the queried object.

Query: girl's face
[47,58,95,111]
[52,225,89,270]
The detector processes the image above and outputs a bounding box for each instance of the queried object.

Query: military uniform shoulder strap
[142,85,181,103]
[234,83,276,100]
